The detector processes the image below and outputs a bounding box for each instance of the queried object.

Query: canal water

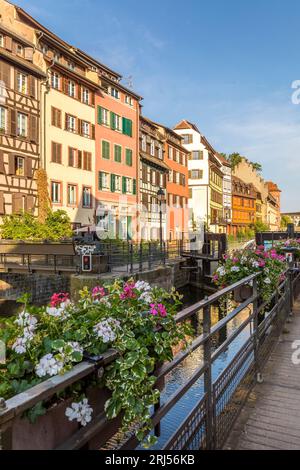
[143,284,253,450]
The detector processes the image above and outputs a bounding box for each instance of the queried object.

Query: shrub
[0,210,73,241]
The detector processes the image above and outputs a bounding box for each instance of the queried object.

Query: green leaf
[104,397,123,419]
[26,401,47,424]
[51,339,65,350]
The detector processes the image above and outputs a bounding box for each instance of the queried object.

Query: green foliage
[0,210,72,241]
[250,162,262,173]
[0,279,193,448]
[251,221,270,232]
[281,215,293,228]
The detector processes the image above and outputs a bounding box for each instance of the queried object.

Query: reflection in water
[148,285,253,450]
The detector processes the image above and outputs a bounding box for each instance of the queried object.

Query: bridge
[1,264,299,450]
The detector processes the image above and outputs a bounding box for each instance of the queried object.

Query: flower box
[234,285,253,303]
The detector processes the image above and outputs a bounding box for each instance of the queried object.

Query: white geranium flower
[15,311,38,329]
[135,281,151,292]
[264,277,271,285]
[93,318,120,343]
[46,305,69,319]
[231,266,240,272]
[139,291,152,303]
[216,266,226,276]
[252,261,259,268]
[241,256,247,264]
[68,341,83,354]
[65,398,93,426]
[35,353,64,377]
[12,337,28,354]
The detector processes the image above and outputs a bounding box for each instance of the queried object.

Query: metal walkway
[225,298,300,450]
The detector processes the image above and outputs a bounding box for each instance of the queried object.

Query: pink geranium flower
[92,286,106,298]
[232,257,239,264]
[150,303,167,317]
[50,292,70,307]
[120,282,136,300]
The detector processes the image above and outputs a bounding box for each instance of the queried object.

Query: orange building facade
[95,72,141,240]
[231,176,256,235]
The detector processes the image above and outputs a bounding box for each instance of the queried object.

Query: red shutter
[24,47,33,62]
[29,76,36,98]
[0,192,4,215]
[25,157,33,178]
[77,150,82,169]
[12,193,24,213]
[77,119,81,135]
[65,113,69,130]
[91,124,95,140]
[58,109,62,128]
[26,195,35,213]
[5,36,12,51]
[77,85,81,101]
[10,109,17,136]
[1,62,10,88]
[8,153,15,175]
[91,92,95,106]
[29,115,38,143]
[0,150,4,174]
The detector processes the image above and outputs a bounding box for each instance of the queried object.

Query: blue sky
[15,0,300,211]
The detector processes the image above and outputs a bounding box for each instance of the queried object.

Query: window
[111,113,121,131]
[122,117,132,136]
[16,44,23,56]
[102,140,110,159]
[0,106,6,132]
[175,150,180,162]
[51,142,62,164]
[17,72,27,94]
[150,140,155,156]
[51,181,61,203]
[190,150,203,160]
[168,146,173,160]
[125,149,133,166]
[67,184,77,205]
[68,147,76,167]
[81,121,90,137]
[97,106,109,125]
[98,171,109,189]
[141,134,146,151]
[82,88,89,104]
[158,144,163,159]
[51,107,61,128]
[82,186,91,208]
[125,95,133,105]
[114,144,122,163]
[115,175,121,191]
[15,156,25,176]
[182,134,193,144]
[189,169,203,179]
[66,115,76,132]
[125,178,132,193]
[51,72,60,90]
[67,61,75,71]
[82,152,92,171]
[0,34,3,48]
[68,81,76,98]
[17,112,27,137]
[110,87,119,99]
[53,51,60,62]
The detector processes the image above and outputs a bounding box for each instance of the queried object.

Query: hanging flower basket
[233,284,253,303]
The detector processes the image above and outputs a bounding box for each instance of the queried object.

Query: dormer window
[16,44,24,56]
[54,51,60,62]
[125,95,133,106]
[110,87,119,99]
[67,61,75,71]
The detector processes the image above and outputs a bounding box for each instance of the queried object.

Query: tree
[227,152,243,170]
[251,221,270,232]
[281,215,293,228]
[251,162,262,173]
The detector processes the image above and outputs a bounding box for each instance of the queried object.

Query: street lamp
[157,188,165,250]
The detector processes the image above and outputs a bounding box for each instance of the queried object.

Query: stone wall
[0,273,70,305]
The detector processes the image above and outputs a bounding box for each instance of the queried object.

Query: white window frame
[142,134,146,152]
[68,184,77,205]
[82,121,90,137]
[114,114,122,131]
[102,108,109,126]
[158,144,163,159]
[115,175,121,191]
[17,72,27,94]
[0,106,6,132]
[150,139,155,156]
[82,88,89,104]
[68,115,76,132]
[17,112,27,137]
[0,34,3,48]
[101,172,109,189]
[51,181,61,203]
[125,177,132,193]
[52,72,60,90]
[82,186,91,208]
[16,44,24,56]
[110,87,119,99]
[68,81,76,98]
[168,146,173,159]
[15,156,25,176]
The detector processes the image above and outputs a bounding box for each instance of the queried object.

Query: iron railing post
[252,277,261,382]
[129,243,133,274]
[148,243,152,270]
[203,303,214,449]
[139,242,143,272]
[163,241,166,265]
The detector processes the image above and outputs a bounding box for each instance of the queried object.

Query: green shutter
[102,140,110,159]
[122,117,133,137]
[98,171,103,190]
[125,149,132,166]
[111,174,115,192]
[133,178,136,195]
[110,112,116,130]
[97,106,102,124]
[122,176,127,194]
[114,145,121,162]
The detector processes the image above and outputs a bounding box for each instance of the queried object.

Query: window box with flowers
[0,281,192,449]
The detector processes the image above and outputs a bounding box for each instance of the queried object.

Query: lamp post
[157,188,165,251]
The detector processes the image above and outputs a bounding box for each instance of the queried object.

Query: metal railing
[1,267,298,450]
